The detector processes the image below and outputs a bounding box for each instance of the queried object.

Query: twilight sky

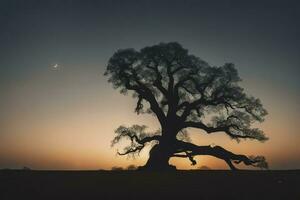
[0,0,299,170]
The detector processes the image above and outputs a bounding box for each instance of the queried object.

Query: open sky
[0,0,299,170]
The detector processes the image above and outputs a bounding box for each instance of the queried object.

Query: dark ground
[0,170,299,200]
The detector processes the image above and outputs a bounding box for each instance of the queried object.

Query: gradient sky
[0,0,299,170]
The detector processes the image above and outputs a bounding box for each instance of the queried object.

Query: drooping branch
[173,140,268,170]
[118,145,145,156]
[135,95,144,114]
[111,125,161,156]
[173,151,197,165]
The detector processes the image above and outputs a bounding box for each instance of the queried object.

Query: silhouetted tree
[105,42,268,171]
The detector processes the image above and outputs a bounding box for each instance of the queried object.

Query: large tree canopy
[105,42,268,170]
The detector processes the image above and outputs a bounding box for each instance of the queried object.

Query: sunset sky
[0,0,299,170]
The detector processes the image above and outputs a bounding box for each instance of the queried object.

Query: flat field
[0,170,299,200]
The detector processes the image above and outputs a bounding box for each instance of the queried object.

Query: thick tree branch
[145,62,169,97]
[177,75,217,119]
[183,121,227,133]
[174,140,268,170]
[123,73,167,126]
[182,121,266,141]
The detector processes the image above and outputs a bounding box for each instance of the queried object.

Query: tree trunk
[139,125,178,171]
[139,143,176,171]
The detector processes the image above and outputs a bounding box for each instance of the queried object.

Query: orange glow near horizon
[0,66,299,170]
